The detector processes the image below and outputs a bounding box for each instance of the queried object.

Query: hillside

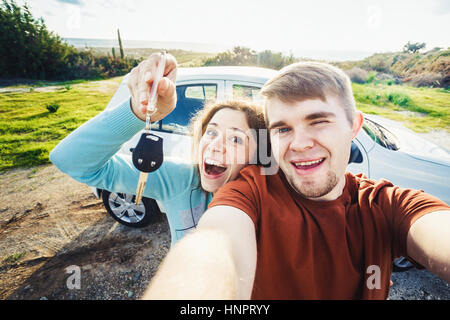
[336,48,450,88]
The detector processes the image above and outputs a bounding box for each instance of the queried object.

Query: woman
[50,53,266,246]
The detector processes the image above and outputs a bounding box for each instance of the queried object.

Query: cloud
[56,0,83,5]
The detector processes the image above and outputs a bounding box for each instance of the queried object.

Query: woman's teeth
[204,159,226,168]
[204,159,227,175]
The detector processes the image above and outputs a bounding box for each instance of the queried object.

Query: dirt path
[0,164,170,300]
[0,164,449,300]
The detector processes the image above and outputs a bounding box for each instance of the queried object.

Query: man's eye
[312,120,329,125]
[278,127,290,133]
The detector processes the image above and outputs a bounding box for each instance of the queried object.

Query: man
[143,62,450,300]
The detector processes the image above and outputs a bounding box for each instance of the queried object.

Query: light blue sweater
[50,98,212,246]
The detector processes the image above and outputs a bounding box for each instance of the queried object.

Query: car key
[133,52,167,205]
[133,132,164,205]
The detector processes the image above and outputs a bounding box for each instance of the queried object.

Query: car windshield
[362,118,400,151]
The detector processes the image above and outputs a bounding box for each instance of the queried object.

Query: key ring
[145,108,157,131]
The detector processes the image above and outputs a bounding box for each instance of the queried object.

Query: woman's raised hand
[128,52,178,122]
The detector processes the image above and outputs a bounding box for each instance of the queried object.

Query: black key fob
[132,133,164,173]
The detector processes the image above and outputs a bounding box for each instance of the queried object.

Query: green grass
[0,77,122,172]
[0,76,448,173]
[1,251,26,264]
[352,82,450,132]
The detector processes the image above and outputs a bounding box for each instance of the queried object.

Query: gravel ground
[1,165,449,300]
[389,268,450,300]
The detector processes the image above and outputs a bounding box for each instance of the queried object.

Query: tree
[117,28,124,59]
[0,1,138,80]
[0,0,77,79]
[403,41,426,54]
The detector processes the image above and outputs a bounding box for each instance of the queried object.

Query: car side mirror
[349,141,363,164]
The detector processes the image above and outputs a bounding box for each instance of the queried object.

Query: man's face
[267,95,363,201]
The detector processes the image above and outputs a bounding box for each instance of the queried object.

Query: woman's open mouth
[203,159,228,179]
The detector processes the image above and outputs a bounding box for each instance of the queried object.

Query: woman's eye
[230,136,243,144]
[206,129,217,137]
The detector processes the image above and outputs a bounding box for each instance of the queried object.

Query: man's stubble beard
[285,168,339,199]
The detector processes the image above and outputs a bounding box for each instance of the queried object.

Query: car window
[233,85,263,102]
[185,85,216,100]
[362,118,400,151]
[161,84,217,134]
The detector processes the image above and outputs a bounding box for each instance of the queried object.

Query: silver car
[95,66,450,230]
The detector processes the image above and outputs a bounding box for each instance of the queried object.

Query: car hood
[365,114,450,162]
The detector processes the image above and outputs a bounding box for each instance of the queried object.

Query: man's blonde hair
[260,62,356,125]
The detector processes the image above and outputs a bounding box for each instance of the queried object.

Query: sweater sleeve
[49,98,196,201]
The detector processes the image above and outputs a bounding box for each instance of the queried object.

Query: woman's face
[198,108,257,193]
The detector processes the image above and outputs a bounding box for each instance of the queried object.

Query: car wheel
[393,257,414,272]
[101,190,161,228]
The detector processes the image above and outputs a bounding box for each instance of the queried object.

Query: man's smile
[290,157,326,175]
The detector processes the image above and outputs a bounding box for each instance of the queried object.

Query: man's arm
[407,210,450,282]
[142,205,257,299]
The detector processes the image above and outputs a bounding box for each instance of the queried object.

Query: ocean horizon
[63,38,374,62]
[63,38,229,53]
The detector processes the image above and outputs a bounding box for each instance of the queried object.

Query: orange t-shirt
[209,165,449,300]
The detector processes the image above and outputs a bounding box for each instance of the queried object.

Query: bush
[366,71,376,84]
[204,46,296,70]
[46,103,60,113]
[345,67,368,84]
[407,72,445,88]
[386,92,411,106]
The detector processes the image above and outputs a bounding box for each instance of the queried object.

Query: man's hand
[142,206,257,300]
[128,52,177,122]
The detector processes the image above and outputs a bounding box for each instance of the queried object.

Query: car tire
[101,190,161,228]
[393,257,415,272]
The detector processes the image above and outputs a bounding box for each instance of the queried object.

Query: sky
[19,0,450,57]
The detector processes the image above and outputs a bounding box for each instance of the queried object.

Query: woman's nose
[208,135,226,153]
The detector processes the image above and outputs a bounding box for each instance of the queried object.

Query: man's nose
[289,128,314,152]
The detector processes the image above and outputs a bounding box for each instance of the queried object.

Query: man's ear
[351,111,364,139]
